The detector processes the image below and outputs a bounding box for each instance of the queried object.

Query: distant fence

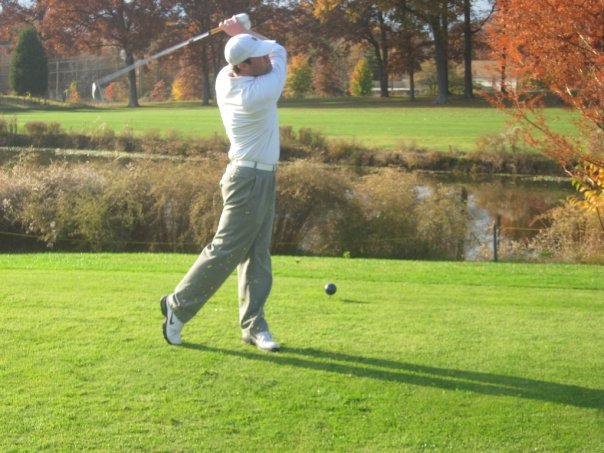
[0,54,122,100]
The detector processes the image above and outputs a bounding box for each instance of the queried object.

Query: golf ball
[324,283,337,295]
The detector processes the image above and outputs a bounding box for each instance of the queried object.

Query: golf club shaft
[93,25,222,88]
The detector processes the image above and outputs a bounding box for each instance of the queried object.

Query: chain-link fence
[0,54,122,100]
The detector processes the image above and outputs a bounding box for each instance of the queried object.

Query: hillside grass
[1,253,603,452]
[0,96,578,152]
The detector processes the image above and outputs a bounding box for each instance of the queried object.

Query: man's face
[239,55,272,76]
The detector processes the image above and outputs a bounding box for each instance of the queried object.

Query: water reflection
[417,173,574,260]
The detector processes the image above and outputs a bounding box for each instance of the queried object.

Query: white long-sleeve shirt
[215,43,287,165]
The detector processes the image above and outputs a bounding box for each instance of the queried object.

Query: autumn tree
[172,1,271,105]
[396,0,462,104]
[286,54,313,98]
[488,0,604,228]
[37,0,172,107]
[350,57,374,96]
[313,50,349,96]
[389,6,429,101]
[0,1,47,42]
[172,59,202,101]
[313,0,396,97]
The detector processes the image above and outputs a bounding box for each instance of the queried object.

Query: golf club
[91,13,251,100]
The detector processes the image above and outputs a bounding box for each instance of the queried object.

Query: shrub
[0,160,225,251]
[67,81,81,105]
[150,80,171,101]
[297,128,328,151]
[527,203,604,263]
[104,82,128,102]
[354,170,422,258]
[274,162,364,256]
[144,161,222,251]
[415,183,469,260]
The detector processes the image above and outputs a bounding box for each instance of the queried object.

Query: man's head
[225,34,275,76]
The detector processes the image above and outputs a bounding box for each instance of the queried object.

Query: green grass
[1,253,603,452]
[0,97,579,151]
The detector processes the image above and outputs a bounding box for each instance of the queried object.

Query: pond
[418,172,574,260]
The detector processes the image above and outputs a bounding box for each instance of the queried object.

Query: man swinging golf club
[160,14,287,351]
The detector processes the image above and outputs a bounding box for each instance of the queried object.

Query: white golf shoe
[242,331,280,352]
[160,295,184,345]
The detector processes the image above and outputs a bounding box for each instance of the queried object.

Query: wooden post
[493,215,501,262]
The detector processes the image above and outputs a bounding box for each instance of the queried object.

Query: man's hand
[220,15,249,37]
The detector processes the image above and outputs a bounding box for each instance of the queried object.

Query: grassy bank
[1,253,602,451]
[0,96,579,152]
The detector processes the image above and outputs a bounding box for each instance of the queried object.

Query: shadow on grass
[181,343,603,410]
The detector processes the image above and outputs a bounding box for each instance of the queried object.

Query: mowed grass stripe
[1,98,579,151]
[1,253,603,451]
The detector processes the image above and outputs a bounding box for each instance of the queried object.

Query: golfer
[160,15,287,351]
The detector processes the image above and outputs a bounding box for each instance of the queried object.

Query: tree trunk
[463,0,474,99]
[433,23,449,104]
[201,44,211,106]
[126,53,139,108]
[408,70,415,101]
[430,1,449,105]
[380,16,390,98]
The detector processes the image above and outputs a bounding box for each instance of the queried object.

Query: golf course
[1,99,602,451]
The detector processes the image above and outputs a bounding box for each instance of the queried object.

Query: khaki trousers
[170,163,276,337]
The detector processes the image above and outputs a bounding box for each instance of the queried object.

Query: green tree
[349,58,373,96]
[285,54,313,98]
[9,27,48,96]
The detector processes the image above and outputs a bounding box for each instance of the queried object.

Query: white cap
[224,34,275,66]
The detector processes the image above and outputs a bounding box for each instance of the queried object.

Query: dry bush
[527,203,604,263]
[0,162,36,249]
[9,162,108,248]
[274,162,363,256]
[354,170,469,259]
[415,184,469,260]
[0,159,225,251]
[354,169,421,258]
[144,160,223,251]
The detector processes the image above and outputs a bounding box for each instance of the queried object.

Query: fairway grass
[1,253,603,452]
[0,98,579,152]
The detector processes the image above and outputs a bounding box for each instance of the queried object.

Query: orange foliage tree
[487,0,603,228]
[37,0,171,107]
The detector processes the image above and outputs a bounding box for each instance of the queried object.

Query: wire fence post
[493,215,501,262]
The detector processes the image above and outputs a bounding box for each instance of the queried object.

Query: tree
[389,6,429,101]
[488,0,604,228]
[38,0,171,107]
[172,0,269,105]
[313,51,348,96]
[286,54,313,98]
[9,27,48,96]
[171,60,202,101]
[0,1,47,42]
[464,0,495,98]
[350,57,373,96]
[409,0,457,104]
[313,0,396,97]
